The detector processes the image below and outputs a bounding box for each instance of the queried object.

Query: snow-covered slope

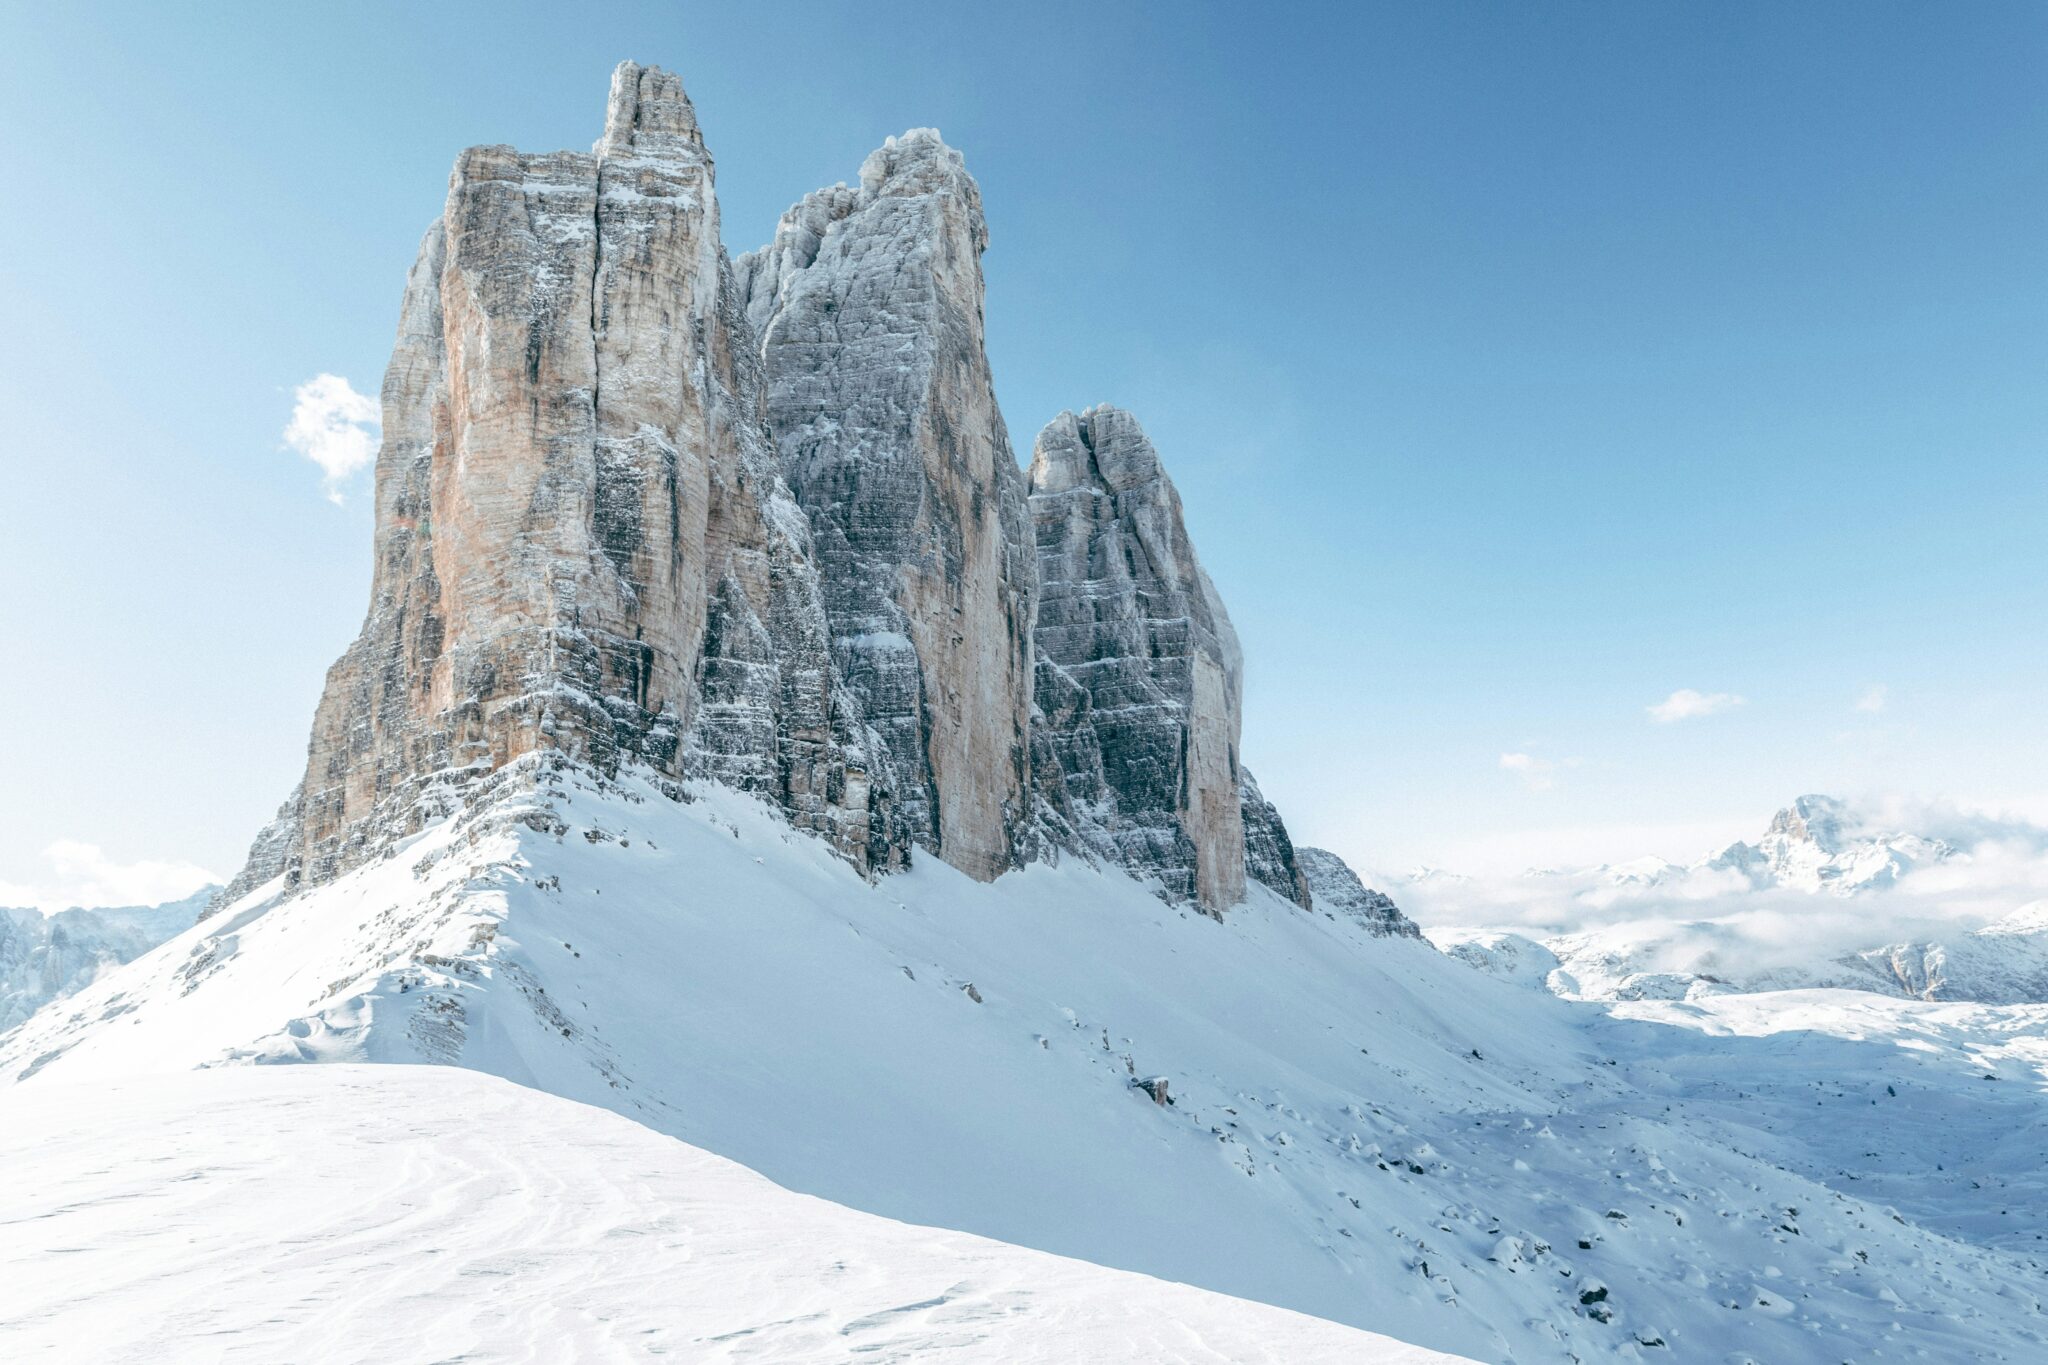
[0,887,213,1031]
[0,1065,1458,1364]
[8,757,2046,1362]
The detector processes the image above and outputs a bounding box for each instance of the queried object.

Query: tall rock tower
[218,64,1319,920]
[737,132,1038,883]
[1026,406,1252,914]
[245,63,883,896]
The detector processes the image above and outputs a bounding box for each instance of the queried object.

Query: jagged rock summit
[1296,848,1421,939]
[736,128,1035,883]
[220,62,1321,920]
[1028,405,1250,910]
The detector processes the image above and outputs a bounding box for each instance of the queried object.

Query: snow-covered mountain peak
[1415,794,2048,1008]
[1765,793,1854,853]
[1700,793,1955,894]
[1986,899,2048,935]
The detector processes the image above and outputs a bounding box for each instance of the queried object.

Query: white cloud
[1414,815,1758,878]
[0,840,219,913]
[1500,752,1558,792]
[283,373,380,503]
[1647,688,1745,724]
[1853,684,1888,714]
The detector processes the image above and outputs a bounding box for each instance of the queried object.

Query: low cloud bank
[0,841,219,914]
[1388,798,2048,979]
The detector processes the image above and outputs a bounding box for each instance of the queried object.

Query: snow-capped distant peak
[1699,795,1955,895]
[0,887,216,1033]
[1599,856,1684,886]
[1984,900,2048,935]
[1765,793,1855,854]
[1404,865,1469,884]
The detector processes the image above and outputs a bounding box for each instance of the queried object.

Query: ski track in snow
[0,1066,1456,1363]
[4,758,2046,1362]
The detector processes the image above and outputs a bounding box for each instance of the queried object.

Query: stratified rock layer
[1296,847,1421,938]
[1025,407,1249,913]
[738,132,1037,883]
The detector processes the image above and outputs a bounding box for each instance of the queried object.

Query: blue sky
[3,2,2044,905]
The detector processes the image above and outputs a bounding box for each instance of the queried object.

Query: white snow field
[5,757,2047,1361]
[0,1065,1459,1363]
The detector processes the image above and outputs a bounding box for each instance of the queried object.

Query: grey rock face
[738,131,1037,883]
[206,787,304,914]
[1296,847,1421,938]
[1025,406,1250,913]
[256,62,883,892]
[1240,770,1315,911]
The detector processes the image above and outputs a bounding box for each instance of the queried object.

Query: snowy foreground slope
[6,758,2047,1362]
[0,1066,1457,1364]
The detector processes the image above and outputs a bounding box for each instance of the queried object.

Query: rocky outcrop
[1296,847,1421,938]
[271,62,884,890]
[207,787,304,912]
[737,132,1036,883]
[226,63,1325,920]
[1240,770,1315,910]
[1025,406,1249,913]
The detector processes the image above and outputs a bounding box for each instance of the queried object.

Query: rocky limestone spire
[239,62,883,896]
[1026,405,1250,913]
[219,63,1328,922]
[738,130,1037,883]
[596,61,703,158]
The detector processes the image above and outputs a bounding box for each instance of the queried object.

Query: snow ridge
[11,758,2048,1362]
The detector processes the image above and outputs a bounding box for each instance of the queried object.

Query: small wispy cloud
[0,840,218,913]
[284,373,380,503]
[1647,688,1745,724]
[1853,684,1888,715]
[1500,752,1559,792]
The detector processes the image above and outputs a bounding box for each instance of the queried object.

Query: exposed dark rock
[1296,847,1422,938]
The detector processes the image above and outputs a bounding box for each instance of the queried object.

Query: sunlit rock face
[1024,406,1254,914]
[737,131,1038,883]
[264,63,882,895]
[223,64,1320,919]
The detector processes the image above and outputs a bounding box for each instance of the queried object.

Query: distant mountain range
[0,888,216,1031]
[1424,796,2048,1004]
